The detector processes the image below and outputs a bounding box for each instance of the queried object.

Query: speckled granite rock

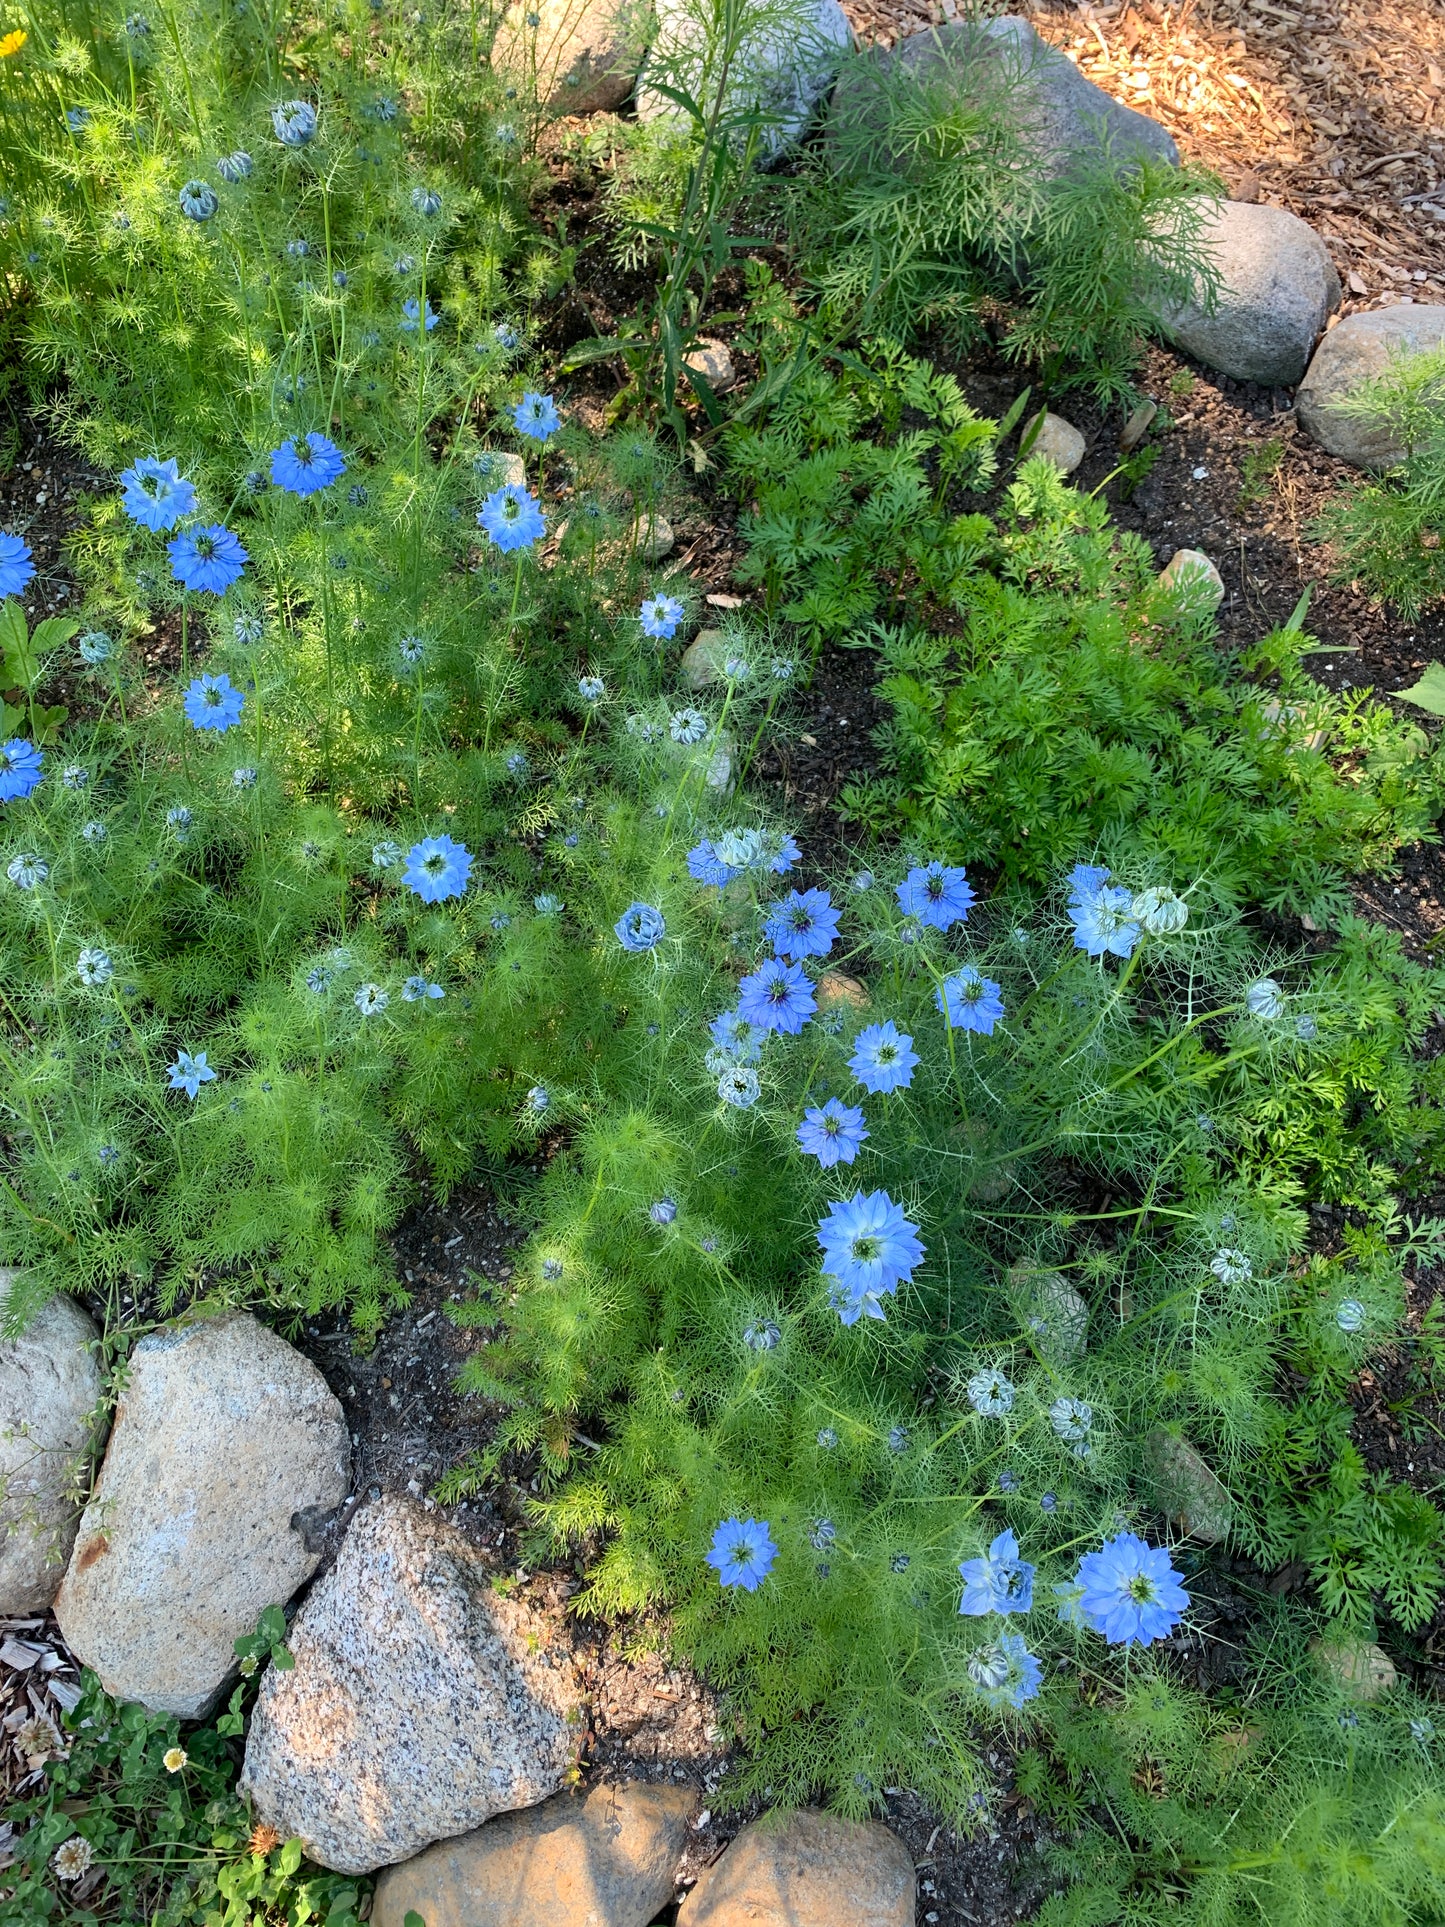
[1159,201,1339,387]
[0,1282,103,1613]
[1159,547,1225,612]
[241,1497,586,1875]
[371,1781,696,1927]
[677,1810,915,1926]
[491,0,644,115]
[55,1311,348,1717]
[1297,303,1445,468]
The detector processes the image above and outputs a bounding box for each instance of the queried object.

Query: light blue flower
[354,983,388,1015]
[967,1368,1015,1417]
[372,840,404,870]
[402,834,473,903]
[270,432,345,496]
[167,1049,217,1099]
[183,672,244,731]
[797,1098,868,1169]
[958,1529,1035,1616]
[400,296,440,333]
[119,457,195,532]
[765,887,839,961]
[6,851,47,888]
[1210,1248,1251,1286]
[706,1517,776,1592]
[649,1197,677,1225]
[217,151,253,182]
[849,1021,918,1094]
[78,628,115,664]
[577,675,605,702]
[1069,884,1140,960]
[234,614,264,645]
[410,186,442,216]
[1048,1397,1092,1443]
[615,902,665,952]
[1336,1298,1366,1333]
[936,966,1004,1035]
[272,99,318,146]
[709,1009,763,1065]
[1245,978,1285,1019]
[738,958,816,1036]
[640,593,685,639]
[178,179,218,221]
[168,525,248,594]
[76,946,113,986]
[968,1633,1042,1710]
[526,1084,550,1112]
[534,892,562,916]
[402,975,444,1001]
[513,391,560,442]
[1074,1533,1188,1647]
[896,860,974,931]
[670,707,708,746]
[687,838,735,888]
[0,533,34,599]
[0,739,42,802]
[478,483,544,552]
[718,1065,759,1108]
[818,1190,923,1321]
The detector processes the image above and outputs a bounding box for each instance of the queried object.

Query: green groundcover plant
[1,1,1444,1923]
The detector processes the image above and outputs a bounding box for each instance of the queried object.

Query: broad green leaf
[1396,662,1445,717]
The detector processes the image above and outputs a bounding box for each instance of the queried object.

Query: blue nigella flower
[178,179,218,221]
[401,296,440,333]
[233,613,264,645]
[399,635,425,666]
[183,672,244,732]
[1069,884,1140,960]
[1245,978,1286,1019]
[615,901,666,952]
[79,631,115,667]
[797,1098,868,1169]
[717,1065,760,1108]
[1074,1532,1189,1647]
[818,1189,924,1323]
[709,1009,763,1065]
[640,593,685,639]
[959,1529,1035,1616]
[77,946,113,986]
[217,150,253,182]
[849,1020,918,1094]
[1040,1492,1058,1513]
[577,675,605,703]
[168,524,248,594]
[402,833,473,903]
[66,106,91,134]
[0,739,43,802]
[526,1084,550,1112]
[167,1049,217,1099]
[1049,1396,1092,1443]
[493,321,520,351]
[1067,863,1111,903]
[505,750,530,778]
[968,1632,1043,1711]
[0,533,35,598]
[649,1197,677,1225]
[355,983,388,1016]
[765,887,839,961]
[896,860,975,930]
[686,838,736,888]
[766,833,801,875]
[936,966,1005,1035]
[513,391,560,442]
[369,94,400,121]
[706,1517,776,1592]
[270,431,345,496]
[7,852,47,888]
[967,1368,1015,1417]
[272,98,318,146]
[61,764,88,789]
[119,456,196,532]
[1336,1298,1366,1333]
[231,765,255,789]
[286,238,310,258]
[670,707,708,746]
[534,892,563,916]
[372,840,404,870]
[410,185,442,216]
[478,483,544,553]
[737,958,817,1036]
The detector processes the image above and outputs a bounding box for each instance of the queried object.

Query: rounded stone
[1145,1431,1233,1543]
[1023,410,1086,474]
[1297,303,1445,468]
[54,1310,349,1718]
[371,1781,697,1927]
[1158,548,1225,612]
[491,0,643,116]
[634,514,675,563]
[475,450,527,491]
[683,339,737,396]
[241,1495,586,1875]
[817,971,871,1010]
[1160,201,1340,388]
[1313,1638,1397,1700]
[680,628,728,690]
[0,1281,103,1614]
[676,1809,915,1926]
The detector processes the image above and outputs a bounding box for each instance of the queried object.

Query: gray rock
[1159,548,1225,612]
[1313,1637,1397,1700]
[1023,410,1085,474]
[1297,303,1445,468]
[1145,1431,1232,1543]
[683,338,737,395]
[474,450,527,491]
[1012,1265,1087,1361]
[491,0,643,115]
[54,1312,348,1718]
[831,17,1178,182]
[241,1497,585,1875]
[1159,201,1339,388]
[371,1781,696,1927]
[680,628,728,690]
[676,1809,915,1926]
[637,0,852,161]
[0,1282,103,1614]
[634,513,675,563]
